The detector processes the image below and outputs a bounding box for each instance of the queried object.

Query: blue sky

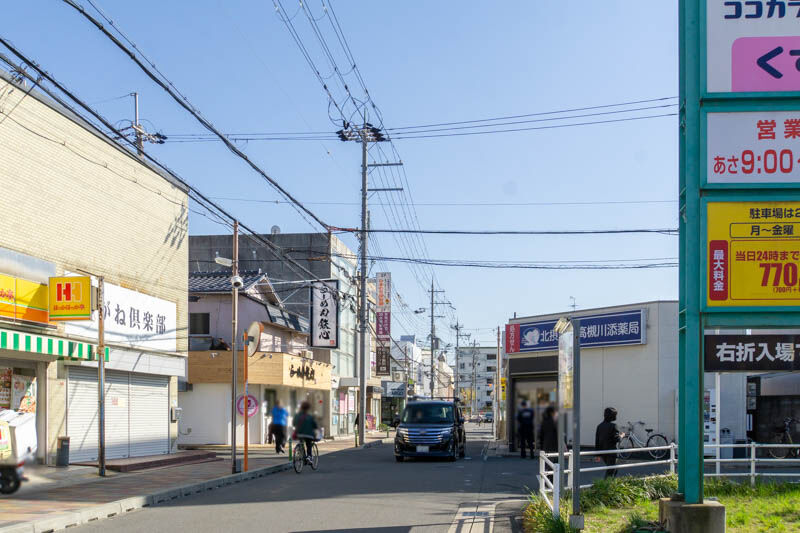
[4,1,679,348]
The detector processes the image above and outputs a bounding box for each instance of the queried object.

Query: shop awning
[0,327,109,361]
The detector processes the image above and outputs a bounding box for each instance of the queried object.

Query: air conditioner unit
[393,372,402,382]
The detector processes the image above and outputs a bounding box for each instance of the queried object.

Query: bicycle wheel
[769,434,789,459]
[618,436,634,460]
[647,434,669,460]
[310,443,320,470]
[293,443,305,473]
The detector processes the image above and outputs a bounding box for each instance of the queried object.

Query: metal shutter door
[67,367,130,462]
[129,373,169,457]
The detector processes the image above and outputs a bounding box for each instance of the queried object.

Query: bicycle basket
[314,428,324,442]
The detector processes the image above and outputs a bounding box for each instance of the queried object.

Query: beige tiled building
[0,71,188,463]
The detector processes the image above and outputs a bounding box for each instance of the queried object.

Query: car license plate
[416,445,429,453]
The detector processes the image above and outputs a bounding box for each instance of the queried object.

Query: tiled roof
[189,271,265,293]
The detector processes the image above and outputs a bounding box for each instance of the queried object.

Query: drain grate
[462,511,490,517]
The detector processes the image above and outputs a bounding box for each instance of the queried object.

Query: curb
[362,437,393,449]
[0,462,293,533]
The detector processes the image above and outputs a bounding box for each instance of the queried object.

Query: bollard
[669,443,676,474]
[288,438,292,461]
[750,441,756,487]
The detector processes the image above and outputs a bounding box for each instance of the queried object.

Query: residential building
[0,71,188,463]
[188,233,366,437]
[455,345,498,415]
[179,271,331,444]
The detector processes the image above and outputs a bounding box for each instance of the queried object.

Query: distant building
[455,345,498,415]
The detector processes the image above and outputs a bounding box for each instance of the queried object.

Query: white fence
[538,443,800,516]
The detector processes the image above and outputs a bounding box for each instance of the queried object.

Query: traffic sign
[707,1,800,92]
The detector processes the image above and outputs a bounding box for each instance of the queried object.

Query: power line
[384,96,679,131]
[62,0,329,232]
[334,228,678,236]
[388,113,678,140]
[209,196,678,207]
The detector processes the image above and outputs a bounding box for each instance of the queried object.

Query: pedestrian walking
[595,407,625,478]
[271,400,289,454]
[517,400,535,459]
[538,406,558,454]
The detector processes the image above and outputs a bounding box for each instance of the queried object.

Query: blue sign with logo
[518,309,646,352]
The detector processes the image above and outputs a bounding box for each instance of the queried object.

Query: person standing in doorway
[538,406,558,454]
[271,400,289,454]
[517,400,535,459]
[595,407,625,478]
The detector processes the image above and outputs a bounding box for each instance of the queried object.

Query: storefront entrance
[509,375,557,452]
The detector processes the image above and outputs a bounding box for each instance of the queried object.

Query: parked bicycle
[292,438,320,473]
[768,417,798,459]
[617,421,670,460]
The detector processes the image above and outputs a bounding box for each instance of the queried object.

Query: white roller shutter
[67,367,129,462]
[129,373,169,457]
[68,368,169,462]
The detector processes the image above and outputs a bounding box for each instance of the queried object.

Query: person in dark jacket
[517,400,535,458]
[595,407,625,478]
[538,406,558,454]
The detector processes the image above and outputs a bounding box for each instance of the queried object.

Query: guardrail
[537,442,800,516]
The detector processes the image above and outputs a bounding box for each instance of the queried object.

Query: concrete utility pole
[133,92,143,156]
[472,341,478,416]
[231,220,239,473]
[496,326,501,437]
[358,126,368,448]
[335,119,394,445]
[403,344,409,405]
[427,281,448,398]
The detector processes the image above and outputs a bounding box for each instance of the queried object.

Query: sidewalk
[0,432,393,533]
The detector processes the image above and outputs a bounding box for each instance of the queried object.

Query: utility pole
[427,281,447,398]
[496,326,501,438]
[335,119,395,446]
[358,125,368,448]
[133,92,143,156]
[403,344,409,406]
[452,323,470,403]
[230,220,239,473]
[97,277,105,477]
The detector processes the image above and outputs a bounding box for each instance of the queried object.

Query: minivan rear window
[402,404,454,424]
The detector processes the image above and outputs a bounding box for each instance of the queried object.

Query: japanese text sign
[0,274,49,326]
[708,111,800,183]
[707,201,800,306]
[48,276,92,321]
[705,333,800,371]
[376,273,391,342]
[310,280,339,349]
[707,1,800,93]
[376,345,390,376]
[505,309,646,354]
[64,280,177,352]
[558,324,574,410]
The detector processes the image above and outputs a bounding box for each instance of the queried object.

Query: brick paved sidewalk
[0,433,391,530]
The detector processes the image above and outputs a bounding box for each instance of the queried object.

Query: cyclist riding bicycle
[292,401,319,464]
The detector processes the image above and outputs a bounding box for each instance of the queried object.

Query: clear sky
[3,1,679,348]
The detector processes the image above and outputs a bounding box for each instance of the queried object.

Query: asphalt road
[72,425,533,533]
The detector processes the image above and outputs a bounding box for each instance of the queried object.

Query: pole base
[659,498,725,533]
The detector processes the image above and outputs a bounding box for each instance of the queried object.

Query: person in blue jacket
[271,400,289,453]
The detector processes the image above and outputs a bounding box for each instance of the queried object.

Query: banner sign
[705,333,800,371]
[376,345,390,376]
[708,111,800,184]
[707,1,800,93]
[49,276,92,321]
[310,280,339,349]
[558,324,574,410]
[383,381,405,398]
[65,281,177,352]
[505,309,645,354]
[706,201,800,306]
[376,272,391,341]
[0,274,49,326]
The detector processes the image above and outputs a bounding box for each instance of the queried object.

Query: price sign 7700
[708,201,800,306]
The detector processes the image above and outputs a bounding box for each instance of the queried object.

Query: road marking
[447,502,495,533]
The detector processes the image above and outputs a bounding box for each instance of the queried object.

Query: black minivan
[394,400,466,462]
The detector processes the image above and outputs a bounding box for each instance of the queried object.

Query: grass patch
[524,475,800,533]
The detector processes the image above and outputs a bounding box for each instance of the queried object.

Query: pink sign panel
[732,36,800,92]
